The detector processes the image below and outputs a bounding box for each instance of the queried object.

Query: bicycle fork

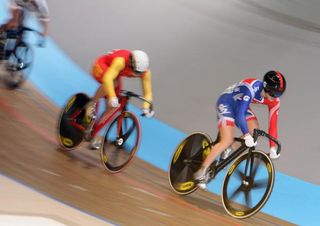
[242,148,255,187]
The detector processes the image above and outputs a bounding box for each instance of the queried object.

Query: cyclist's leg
[194,100,236,185]
[85,59,109,120]
[203,99,236,168]
[194,125,234,188]
[203,125,235,169]
[90,96,122,149]
[83,61,107,141]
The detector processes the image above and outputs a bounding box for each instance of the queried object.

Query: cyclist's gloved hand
[244,133,257,147]
[142,108,155,118]
[108,97,120,108]
[269,146,280,159]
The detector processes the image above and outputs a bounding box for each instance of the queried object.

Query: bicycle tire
[3,42,33,89]
[100,111,141,173]
[168,132,213,195]
[222,150,274,219]
[57,93,90,151]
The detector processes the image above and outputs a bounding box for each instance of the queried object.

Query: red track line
[0,97,57,144]
[0,96,241,226]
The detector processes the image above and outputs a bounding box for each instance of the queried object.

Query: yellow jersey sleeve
[102,57,126,98]
[141,70,153,109]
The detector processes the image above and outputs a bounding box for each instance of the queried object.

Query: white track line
[68,184,88,192]
[118,191,143,201]
[132,187,161,199]
[39,168,61,177]
[140,207,171,218]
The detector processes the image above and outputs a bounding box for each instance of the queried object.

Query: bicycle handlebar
[233,129,281,155]
[120,90,154,113]
[18,26,45,47]
[253,129,281,155]
[20,26,41,35]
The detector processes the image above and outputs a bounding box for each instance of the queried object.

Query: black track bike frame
[208,129,281,180]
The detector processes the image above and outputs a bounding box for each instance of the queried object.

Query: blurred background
[1,0,320,225]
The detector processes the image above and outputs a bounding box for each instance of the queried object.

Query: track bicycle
[0,26,42,89]
[168,129,281,219]
[58,90,153,173]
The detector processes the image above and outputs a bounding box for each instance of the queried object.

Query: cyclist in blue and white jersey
[194,71,286,189]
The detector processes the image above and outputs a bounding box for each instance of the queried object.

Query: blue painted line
[1,1,319,225]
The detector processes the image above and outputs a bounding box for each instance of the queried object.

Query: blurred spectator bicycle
[0,26,43,89]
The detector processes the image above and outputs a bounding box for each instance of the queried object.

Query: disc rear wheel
[58,93,90,150]
[169,132,213,195]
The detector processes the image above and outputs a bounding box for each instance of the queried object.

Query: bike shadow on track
[55,146,103,170]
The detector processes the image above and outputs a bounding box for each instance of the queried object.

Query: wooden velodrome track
[0,82,293,226]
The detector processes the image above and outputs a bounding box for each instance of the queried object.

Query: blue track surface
[1,1,319,225]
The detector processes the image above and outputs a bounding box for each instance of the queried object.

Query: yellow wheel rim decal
[65,96,76,113]
[173,140,186,163]
[61,136,73,147]
[228,164,236,175]
[202,139,211,159]
[177,181,195,191]
[235,211,245,216]
[102,154,108,163]
[267,162,272,173]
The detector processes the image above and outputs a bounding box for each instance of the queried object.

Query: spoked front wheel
[222,150,275,219]
[168,132,213,195]
[3,42,33,89]
[100,111,141,173]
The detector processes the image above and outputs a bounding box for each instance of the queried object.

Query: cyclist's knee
[215,138,233,151]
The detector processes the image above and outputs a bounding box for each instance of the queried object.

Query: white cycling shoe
[220,148,232,161]
[89,137,102,150]
[194,167,210,190]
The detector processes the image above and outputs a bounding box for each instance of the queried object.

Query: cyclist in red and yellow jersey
[85,49,154,149]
